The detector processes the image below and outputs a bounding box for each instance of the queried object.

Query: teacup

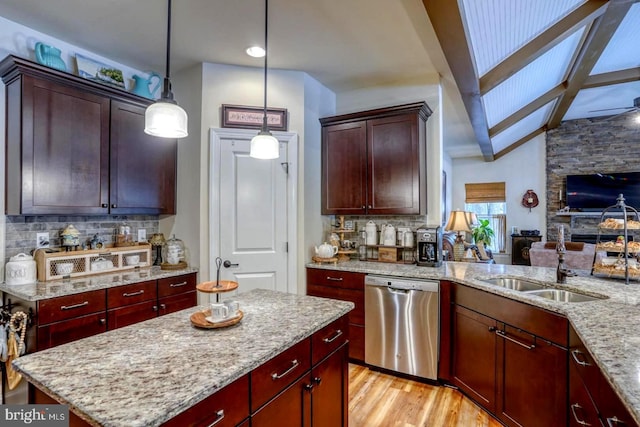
[209,303,229,322]
[223,300,240,317]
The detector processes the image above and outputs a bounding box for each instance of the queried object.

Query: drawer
[569,361,601,427]
[307,283,363,325]
[37,313,107,350]
[312,314,349,365]
[157,273,196,298]
[107,280,156,308]
[163,374,250,427]
[306,268,365,290]
[158,291,197,315]
[38,289,106,325]
[569,325,600,393]
[453,282,568,346]
[251,337,311,412]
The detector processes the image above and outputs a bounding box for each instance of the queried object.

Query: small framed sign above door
[221,104,288,131]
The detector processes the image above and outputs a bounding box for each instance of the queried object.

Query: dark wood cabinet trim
[319,101,432,126]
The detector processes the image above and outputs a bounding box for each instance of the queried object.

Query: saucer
[205,312,241,324]
[190,309,243,329]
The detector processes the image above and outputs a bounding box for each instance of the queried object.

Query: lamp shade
[144,101,188,138]
[465,212,479,227]
[445,210,472,232]
[250,131,279,159]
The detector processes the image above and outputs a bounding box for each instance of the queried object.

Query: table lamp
[445,210,473,261]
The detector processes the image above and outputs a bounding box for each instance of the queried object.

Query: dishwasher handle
[388,287,410,294]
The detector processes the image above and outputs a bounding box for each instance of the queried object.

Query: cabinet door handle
[271,359,299,380]
[123,290,144,297]
[322,329,343,343]
[495,329,536,350]
[111,204,117,208]
[101,203,108,208]
[571,349,592,367]
[160,304,166,311]
[361,205,366,209]
[368,205,372,209]
[169,281,188,288]
[153,305,158,312]
[488,326,496,332]
[606,416,626,427]
[99,318,106,325]
[206,410,225,427]
[570,403,591,426]
[326,276,343,281]
[61,301,89,311]
[313,377,322,385]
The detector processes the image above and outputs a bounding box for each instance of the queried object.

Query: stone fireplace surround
[546,113,640,242]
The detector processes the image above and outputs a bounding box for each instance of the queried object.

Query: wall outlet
[37,232,50,248]
[138,229,147,242]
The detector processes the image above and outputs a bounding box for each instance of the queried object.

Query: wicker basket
[34,244,152,282]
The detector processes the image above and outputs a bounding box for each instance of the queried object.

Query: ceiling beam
[548,0,635,128]
[493,127,546,161]
[423,0,494,161]
[583,67,640,88]
[480,0,608,95]
[489,83,566,137]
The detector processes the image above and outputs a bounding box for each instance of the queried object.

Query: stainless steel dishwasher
[364,275,439,380]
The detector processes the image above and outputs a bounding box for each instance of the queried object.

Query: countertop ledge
[307,260,640,424]
[0,267,199,301]
[13,289,354,427]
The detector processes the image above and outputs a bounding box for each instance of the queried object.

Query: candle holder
[149,233,166,266]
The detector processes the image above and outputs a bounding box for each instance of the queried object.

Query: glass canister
[163,235,185,265]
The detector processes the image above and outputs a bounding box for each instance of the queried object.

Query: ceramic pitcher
[131,72,161,99]
[35,42,67,72]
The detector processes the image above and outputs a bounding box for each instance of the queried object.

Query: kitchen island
[12,289,354,426]
[308,260,640,425]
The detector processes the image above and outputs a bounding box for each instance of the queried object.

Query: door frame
[209,128,299,294]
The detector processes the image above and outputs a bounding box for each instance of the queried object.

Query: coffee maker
[416,226,443,267]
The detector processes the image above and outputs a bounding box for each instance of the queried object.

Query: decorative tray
[311,256,338,264]
[190,309,243,329]
[196,280,239,293]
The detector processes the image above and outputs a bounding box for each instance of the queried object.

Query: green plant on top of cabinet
[0,54,176,215]
[320,102,431,215]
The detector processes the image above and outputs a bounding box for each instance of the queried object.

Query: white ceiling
[0,0,637,160]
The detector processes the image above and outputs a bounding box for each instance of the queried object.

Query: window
[465,182,507,253]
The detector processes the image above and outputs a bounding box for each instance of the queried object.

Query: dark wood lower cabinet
[107,299,158,330]
[252,375,311,427]
[311,344,349,427]
[37,313,107,350]
[498,325,567,427]
[451,305,497,413]
[569,360,602,427]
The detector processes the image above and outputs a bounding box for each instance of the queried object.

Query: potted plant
[472,219,494,260]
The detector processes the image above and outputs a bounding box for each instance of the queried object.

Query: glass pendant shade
[144,101,188,138]
[250,131,279,159]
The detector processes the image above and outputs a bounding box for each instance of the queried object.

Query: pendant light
[250,0,279,159]
[144,0,188,138]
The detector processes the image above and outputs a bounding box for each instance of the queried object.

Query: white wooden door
[210,128,297,296]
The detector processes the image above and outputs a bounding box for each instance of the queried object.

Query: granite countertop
[307,260,640,424]
[0,267,199,301]
[13,289,354,427]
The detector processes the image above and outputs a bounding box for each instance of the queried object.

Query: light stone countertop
[12,289,354,427]
[0,267,199,301]
[307,260,640,424]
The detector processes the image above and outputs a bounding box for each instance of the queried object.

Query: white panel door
[216,134,288,294]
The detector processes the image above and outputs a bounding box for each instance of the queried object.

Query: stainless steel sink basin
[523,289,606,303]
[482,278,545,291]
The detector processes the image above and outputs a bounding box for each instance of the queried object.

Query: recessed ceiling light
[246,46,265,58]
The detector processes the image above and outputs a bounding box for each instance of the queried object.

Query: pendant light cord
[166,0,172,81]
[262,0,269,131]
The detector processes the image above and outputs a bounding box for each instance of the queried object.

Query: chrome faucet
[556,250,576,283]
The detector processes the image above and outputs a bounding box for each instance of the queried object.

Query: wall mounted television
[566,172,640,211]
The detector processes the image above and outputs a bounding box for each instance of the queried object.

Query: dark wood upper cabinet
[0,54,177,215]
[320,102,431,215]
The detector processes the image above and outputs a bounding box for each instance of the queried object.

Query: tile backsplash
[4,215,159,264]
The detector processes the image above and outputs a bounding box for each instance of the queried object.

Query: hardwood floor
[349,364,502,427]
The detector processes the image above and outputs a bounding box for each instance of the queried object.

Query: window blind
[465,182,506,203]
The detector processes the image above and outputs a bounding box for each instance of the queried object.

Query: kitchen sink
[522,289,606,303]
[482,278,546,291]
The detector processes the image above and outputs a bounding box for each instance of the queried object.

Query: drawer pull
[60,301,89,311]
[99,318,106,325]
[160,304,166,311]
[571,403,591,426]
[206,409,225,427]
[322,329,343,344]
[571,349,592,367]
[271,359,299,380]
[169,281,188,288]
[606,416,626,427]
[495,329,535,350]
[123,290,144,297]
[326,276,343,281]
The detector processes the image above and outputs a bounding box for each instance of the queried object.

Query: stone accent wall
[4,215,159,264]
[546,114,640,241]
